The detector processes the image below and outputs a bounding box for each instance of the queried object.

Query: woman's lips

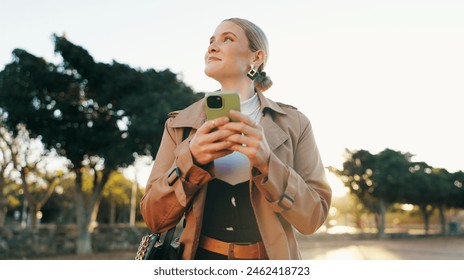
[207,56,221,62]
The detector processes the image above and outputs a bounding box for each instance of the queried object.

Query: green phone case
[205,91,241,121]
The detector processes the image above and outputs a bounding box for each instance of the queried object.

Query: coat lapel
[260,114,288,151]
[168,92,289,151]
[256,91,288,151]
[169,98,206,130]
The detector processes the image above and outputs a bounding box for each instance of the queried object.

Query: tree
[11,124,67,228]
[99,171,134,225]
[330,149,383,234]
[449,171,464,209]
[0,123,21,227]
[371,149,413,236]
[39,174,75,224]
[433,168,453,235]
[404,162,439,234]
[330,193,369,230]
[0,121,68,228]
[401,163,460,235]
[331,148,413,237]
[0,35,201,254]
[332,147,464,237]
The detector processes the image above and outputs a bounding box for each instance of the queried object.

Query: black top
[195,178,262,259]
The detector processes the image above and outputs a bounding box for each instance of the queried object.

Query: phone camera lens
[207,96,223,109]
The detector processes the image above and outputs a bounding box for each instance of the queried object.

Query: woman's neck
[220,80,255,101]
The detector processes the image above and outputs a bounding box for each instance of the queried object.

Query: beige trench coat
[140,91,332,259]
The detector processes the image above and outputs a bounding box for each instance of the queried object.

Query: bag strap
[160,126,192,258]
[159,226,177,258]
[180,126,192,228]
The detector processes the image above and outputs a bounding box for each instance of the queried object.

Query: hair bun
[254,71,273,92]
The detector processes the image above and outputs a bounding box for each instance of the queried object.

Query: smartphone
[205,91,241,122]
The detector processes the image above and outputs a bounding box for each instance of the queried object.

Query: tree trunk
[377,199,387,238]
[424,215,430,235]
[90,196,102,229]
[76,227,93,255]
[0,205,6,227]
[19,169,57,229]
[28,204,38,229]
[109,196,116,226]
[438,205,446,236]
[129,179,137,226]
[420,204,430,235]
[21,198,28,229]
[74,167,112,255]
[0,177,7,227]
[75,168,93,255]
[27,199,46,229]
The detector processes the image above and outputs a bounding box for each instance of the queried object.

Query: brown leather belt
[199,235,267,260]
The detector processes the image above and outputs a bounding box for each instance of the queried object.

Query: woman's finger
[223,133,254,147]
[197,116,230,134]
[229,109,257,128]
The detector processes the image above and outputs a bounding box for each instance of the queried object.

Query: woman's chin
[204,68,219,80]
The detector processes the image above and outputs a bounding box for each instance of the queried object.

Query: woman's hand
[189,116,236,166]
[220,110,271,175]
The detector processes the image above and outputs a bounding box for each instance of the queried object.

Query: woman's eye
[224,37,233,42]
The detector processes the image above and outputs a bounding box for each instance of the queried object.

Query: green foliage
[0,35,201,248]
[0,35,202,171]
[331,149,379,213]
[449,171,464,208]
[5,183,21,207]
[40,174,76,224]
[372,149,412,201]
[102,171,132,205]
[331,148,464,215]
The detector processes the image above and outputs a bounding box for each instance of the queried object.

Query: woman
[140,18,331,260]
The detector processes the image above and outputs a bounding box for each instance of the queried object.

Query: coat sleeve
[140,118,213,233]
[252,111,332,234]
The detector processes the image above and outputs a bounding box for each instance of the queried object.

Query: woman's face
[204,21,254,82]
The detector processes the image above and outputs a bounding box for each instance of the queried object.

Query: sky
[1,0,463,196]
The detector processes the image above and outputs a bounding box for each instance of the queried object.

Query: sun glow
[326,171,349,198]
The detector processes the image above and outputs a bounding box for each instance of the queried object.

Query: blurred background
[0,0,463,259]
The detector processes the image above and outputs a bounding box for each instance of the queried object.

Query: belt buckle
[228,242,252,260]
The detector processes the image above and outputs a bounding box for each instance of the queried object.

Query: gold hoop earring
[247,65,257,80]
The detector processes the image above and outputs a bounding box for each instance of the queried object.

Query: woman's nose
[208,41,218,53]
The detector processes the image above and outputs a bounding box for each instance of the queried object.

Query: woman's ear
[252,50,265,66]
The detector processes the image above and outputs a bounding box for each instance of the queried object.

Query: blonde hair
[224,18,273,92]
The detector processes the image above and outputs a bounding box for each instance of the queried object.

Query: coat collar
[170,91,289,152]
[169,91,287,130]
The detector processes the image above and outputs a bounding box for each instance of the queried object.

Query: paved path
[299,236,464,260]
[33,235,464,260]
